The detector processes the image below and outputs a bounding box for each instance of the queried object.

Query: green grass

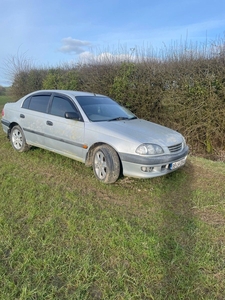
[0,95,13,106]
[1,95,225,299]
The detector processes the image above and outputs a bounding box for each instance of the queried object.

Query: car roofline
[26,90,106,98]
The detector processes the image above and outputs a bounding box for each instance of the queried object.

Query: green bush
[42,68,79,90]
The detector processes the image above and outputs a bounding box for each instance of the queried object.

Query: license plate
[169,157,187,170]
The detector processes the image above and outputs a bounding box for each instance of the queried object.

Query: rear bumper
[1,119,10,135]
[1,118,10,127]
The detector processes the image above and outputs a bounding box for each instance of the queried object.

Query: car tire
[92,145,121,183]
[10,125,30,152]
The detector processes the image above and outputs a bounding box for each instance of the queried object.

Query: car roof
[28,90,105,98]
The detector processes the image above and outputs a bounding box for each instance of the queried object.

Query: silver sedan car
[1,90,188,183]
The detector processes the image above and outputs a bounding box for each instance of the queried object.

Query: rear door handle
[20,114,25,118]
[46,120,53,126]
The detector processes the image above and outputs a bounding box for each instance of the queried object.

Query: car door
[20,93,51,146]
[44,94,85,161]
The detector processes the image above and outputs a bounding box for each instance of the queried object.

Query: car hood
[89,119,183,146]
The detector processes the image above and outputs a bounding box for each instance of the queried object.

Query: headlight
[136,143,164,155]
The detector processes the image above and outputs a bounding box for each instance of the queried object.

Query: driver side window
[49,96,77,117]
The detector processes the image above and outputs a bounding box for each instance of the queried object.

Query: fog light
[141,166,154,172]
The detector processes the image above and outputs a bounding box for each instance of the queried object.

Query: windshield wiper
[108,116,138,122]
[108,117,129,122]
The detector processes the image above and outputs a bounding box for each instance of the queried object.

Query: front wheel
[10,125,30,152]
[92,145,121,183]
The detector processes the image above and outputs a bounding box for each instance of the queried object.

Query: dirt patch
[193,206,225,227]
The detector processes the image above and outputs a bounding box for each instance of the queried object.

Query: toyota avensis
[1,90,189,183]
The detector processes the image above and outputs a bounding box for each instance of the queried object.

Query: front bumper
[119,145,189,178]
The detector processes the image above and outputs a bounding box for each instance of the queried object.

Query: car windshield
[75,96,137,122]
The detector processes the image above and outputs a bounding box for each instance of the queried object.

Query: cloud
[78,51,140,64]
[59,37,92,54]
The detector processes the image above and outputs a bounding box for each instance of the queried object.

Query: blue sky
[1,0,225,86]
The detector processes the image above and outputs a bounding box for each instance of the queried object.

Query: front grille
[168,143,182,153]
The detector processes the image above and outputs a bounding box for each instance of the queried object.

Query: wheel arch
[85,142,122,171]
[7,122,19,138]
[9,124,31,152]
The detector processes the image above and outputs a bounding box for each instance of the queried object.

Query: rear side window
[22,95,50,113]
[22,97,31,108]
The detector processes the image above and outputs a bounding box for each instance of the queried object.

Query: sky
[1,0,225,86]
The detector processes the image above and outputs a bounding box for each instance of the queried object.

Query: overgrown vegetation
[1,95,225,299]
[4,39,225,159]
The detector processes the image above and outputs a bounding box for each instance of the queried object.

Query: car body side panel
[20,109,47,146]
[43,115,85,162]
[1,102,46,146]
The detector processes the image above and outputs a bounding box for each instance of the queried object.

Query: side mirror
[65,111,81,121]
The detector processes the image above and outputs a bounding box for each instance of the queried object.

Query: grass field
[1,95,225,299]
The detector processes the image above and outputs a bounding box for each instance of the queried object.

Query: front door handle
[20,114,25,118]
[46,120,53,126]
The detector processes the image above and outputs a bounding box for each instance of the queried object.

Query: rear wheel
[92,145,120,183]
[10,125,30,152]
